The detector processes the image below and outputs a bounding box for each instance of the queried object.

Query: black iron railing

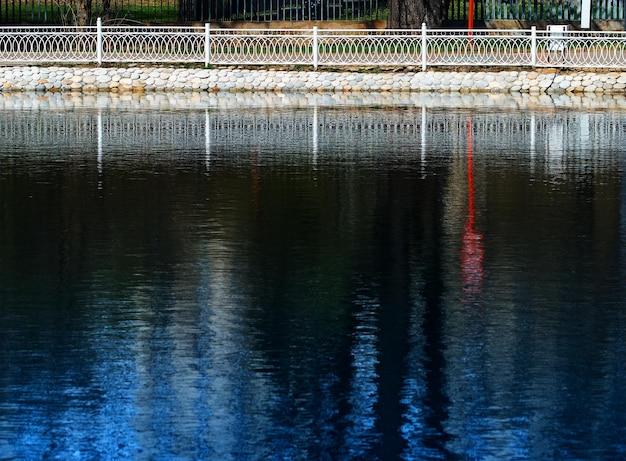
[2,0,625,25]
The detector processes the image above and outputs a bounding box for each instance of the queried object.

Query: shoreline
[2,91,626,112]
[2,66,626,94]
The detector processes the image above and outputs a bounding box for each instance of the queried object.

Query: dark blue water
[1,94,625,460]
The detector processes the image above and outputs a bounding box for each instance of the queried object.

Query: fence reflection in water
[1,95,622,167]
[1,94,626,460]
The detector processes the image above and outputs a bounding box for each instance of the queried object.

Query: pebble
[0,66,626,94]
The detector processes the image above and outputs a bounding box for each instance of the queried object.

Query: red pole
[468,0,474,34]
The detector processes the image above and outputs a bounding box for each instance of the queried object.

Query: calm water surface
[1,93,625,460]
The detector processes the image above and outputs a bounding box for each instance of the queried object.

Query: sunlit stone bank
[1,66,626,94]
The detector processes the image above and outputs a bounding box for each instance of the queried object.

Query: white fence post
[421,23,427,71]
[96,17,103,66]
[313,26,318,70]
[205,23,211,67]
[531,26,537,67]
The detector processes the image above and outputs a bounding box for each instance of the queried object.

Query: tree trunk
[76,0,92,26]
[101,0,111,23]
[387,0,448,29]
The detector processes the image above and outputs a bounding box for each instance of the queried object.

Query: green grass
[2,0,384,24]
[1,0,178,24]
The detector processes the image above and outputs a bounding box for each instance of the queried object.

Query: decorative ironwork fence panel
[427,29,533,66]
[317,29,422,66]
[103,26,205,62]
[0,26,98,62]
[208,29,314,64]
[2,24,626,68]
[535,30,626,66]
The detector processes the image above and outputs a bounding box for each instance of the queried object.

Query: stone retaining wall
[1,66,626,94]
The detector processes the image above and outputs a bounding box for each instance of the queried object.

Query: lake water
[1,92,626,461]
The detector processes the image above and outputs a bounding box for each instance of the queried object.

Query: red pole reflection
[461,115,484,300]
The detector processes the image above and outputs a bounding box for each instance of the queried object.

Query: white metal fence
[1,20,626,69]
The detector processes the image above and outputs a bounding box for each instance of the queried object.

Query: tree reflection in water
[1,94,626,460]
